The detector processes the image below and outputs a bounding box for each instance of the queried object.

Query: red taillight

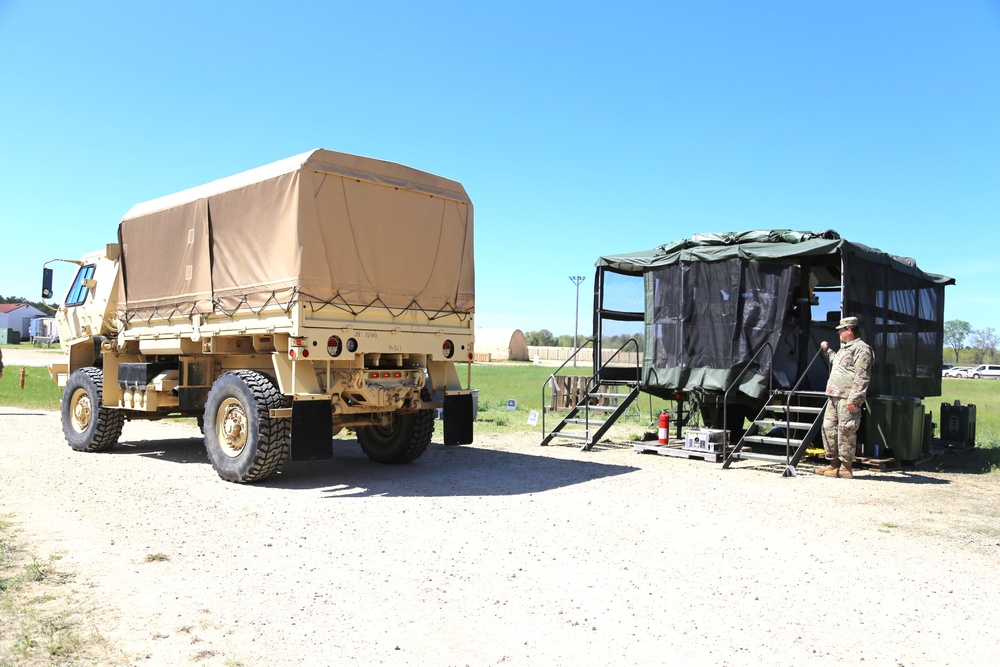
[392,372,402,378]
[369,372,380,379]
[327,336,342,357]
[290,338,309,359]
[442,339,454,359]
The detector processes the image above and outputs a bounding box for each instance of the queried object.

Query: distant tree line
[944,320,997,364]
[528,320,995,364]
[1,295,56,316]
[525,330,644,351]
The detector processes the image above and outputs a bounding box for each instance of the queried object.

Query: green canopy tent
[594,230,954,431]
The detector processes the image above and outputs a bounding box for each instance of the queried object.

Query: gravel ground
[1,348,999,666]
[1,345,64,368]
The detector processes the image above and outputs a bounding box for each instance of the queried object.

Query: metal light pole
[569,275,586,366]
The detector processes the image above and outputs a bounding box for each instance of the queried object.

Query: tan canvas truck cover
[117,149,474,321]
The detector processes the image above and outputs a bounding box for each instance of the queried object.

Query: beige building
[475,328,528,362]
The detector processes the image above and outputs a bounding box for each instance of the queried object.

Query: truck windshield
[65,264,96,306]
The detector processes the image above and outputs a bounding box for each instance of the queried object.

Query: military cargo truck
[43,149,476,483]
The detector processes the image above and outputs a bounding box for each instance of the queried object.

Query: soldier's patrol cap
[836,316,860,330]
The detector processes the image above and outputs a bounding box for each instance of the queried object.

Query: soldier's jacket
[823,338,873,405]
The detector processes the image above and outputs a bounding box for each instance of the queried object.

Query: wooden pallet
[633,441,722,462]
[853,452,932,471]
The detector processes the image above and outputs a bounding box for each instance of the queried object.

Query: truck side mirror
[42,267,54,300]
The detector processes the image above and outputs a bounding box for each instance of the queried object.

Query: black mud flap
[290,401,333,461]
[443,393,474,446]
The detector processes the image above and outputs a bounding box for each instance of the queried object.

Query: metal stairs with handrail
[541,338,642,450]
[723,349,830,477]
[722,390,828,476]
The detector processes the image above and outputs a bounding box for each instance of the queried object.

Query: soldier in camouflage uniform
[816,316,873,479]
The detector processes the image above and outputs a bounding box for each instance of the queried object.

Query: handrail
[723,346,831,470]
[578,337,641,442]
[788,348,828,398]
[541,338,596,437]
[775,348,831,471]
[722,341,774,455]
[585,336,641,395]
[541,337,641,443]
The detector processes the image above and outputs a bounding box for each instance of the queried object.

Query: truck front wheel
[62,367,125,452]
[203,370,291,483]
[356,409,435,464]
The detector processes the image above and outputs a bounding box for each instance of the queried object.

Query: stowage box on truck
[47,149,476,483]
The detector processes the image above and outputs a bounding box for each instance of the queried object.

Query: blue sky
[2,1,998,337]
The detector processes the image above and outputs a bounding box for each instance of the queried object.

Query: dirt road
[1,345,64,368]
[1,401,999,666]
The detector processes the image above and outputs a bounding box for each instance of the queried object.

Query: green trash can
[865,396,924,460]
[864,398,892,458]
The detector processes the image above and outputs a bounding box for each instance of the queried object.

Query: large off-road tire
[356,408,435,464]
[203,370,291,483]
[61,367,125,452]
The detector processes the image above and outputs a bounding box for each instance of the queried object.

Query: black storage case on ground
[939,401,976,447]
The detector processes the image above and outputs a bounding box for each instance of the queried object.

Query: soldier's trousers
[822,397,859,463]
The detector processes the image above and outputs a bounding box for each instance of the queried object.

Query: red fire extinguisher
[658,410,670,444]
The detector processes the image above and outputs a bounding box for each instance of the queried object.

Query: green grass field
[469,362,670,437]
[2,348,996,470]
[0,365,62,410]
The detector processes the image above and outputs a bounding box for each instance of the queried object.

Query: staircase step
[731,452,791,464]
[588,392,629,399]
[742,435,807,447]
[772,390,827,398]
[548,432,590,441]
[765,405,824,415]
[564,418,608,426]
[755,419,814,430]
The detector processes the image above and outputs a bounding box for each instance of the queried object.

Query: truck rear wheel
[204,370,291,483]
[356,409,435,464]
[62,367,125,452]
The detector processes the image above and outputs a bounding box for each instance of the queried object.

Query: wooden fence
[526,346,642,366]
[546,375,634,413]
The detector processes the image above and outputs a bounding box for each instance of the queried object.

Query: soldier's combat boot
[838,461,854,479]
[822,459,845,478]
[815,458,839,475]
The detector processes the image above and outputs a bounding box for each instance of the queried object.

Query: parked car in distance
[944,366,972,378]
[969,364,1000,379]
